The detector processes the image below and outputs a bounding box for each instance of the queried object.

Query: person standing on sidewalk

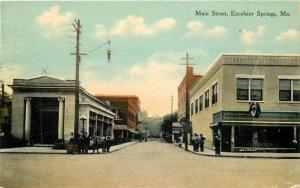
[106,136,112,152]
[199,134,206,152]
[192,133,197,151]
[214,134,221,155]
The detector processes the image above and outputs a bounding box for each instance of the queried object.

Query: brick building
[95,95,141,142]
[177,66,202,121]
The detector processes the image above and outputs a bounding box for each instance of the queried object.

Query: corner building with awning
[189,54,300,152]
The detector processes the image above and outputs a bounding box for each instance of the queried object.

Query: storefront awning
[128,129,139,134]
[113,124,128,130]
[210,121,300,127]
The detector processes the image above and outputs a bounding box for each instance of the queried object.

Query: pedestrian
[102,136,106,153]
[192,133,197,151]
[199,134,206,152]
[106,136,112,152]
[214,134,221,155]
[194,134,200,152]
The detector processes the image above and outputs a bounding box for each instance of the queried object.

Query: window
[205,90,209,108]
[279,79,300,102]
[237,78,263,101]
[237,78,249,100]
[195,99,198,113]
[117,109,123,120]
[293,80,300,101]
[191,103,194,115]
[199,95,203,111]
[250,79,263,101]
[212,83,218,105]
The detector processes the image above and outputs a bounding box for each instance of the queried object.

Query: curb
[175,144,300,159]
[0,142,138,155]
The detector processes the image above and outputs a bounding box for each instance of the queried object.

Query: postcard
[0,1,300,188]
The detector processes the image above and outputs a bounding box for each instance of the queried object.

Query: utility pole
[71,19,86,150]
[70,19,110,153]
[180,52,195,151]
[170,95,173,118]
[170,95,173,143]
[1,82,4,108]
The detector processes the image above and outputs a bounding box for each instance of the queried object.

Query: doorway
[31,97,59,144]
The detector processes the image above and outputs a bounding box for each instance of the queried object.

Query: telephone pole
[70,19,111,152]
[180,52,195,151]
[71,19,86,148]
[170,95,173,118]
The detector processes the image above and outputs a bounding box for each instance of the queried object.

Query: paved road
[1,141,299,188]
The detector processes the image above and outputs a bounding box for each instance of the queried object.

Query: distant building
[9,76,114,146]
[190,54,300,152]
[177,66,202,121]
[139,116,163,137]
[95,94,141,142]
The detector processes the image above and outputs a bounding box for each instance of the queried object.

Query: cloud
[276,28,300,41]
[184,21,227,38]
[94,15,176,38]
[240,25,266,45]
[37,5,75,37]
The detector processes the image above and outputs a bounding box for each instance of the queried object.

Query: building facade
[95,95,141,142]
[177,66,202,121]
[190,54,300,152]
[9,76,114,146]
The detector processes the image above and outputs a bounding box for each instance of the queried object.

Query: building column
[231,126,235,152]
[58,97,65,140]
[101,121,104,137]
[24,97,31,144]
[94,115,98,136]
[293,126,298,149]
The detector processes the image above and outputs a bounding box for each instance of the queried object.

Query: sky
[1,1,300,116]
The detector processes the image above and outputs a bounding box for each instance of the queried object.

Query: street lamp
[71,18,111,153]
[80,115,87,134]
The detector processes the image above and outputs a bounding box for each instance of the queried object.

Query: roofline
[81,90,112,109]
[220,53,300,57]
[95,94,140,99]
[190,53,300,96]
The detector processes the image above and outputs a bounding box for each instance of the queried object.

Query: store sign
[249,102,261,118]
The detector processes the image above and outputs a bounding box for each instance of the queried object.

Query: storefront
[211,111,300,152]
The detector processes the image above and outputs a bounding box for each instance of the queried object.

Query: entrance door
[31,98,59,144]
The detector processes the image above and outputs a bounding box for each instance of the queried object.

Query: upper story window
[236,78,263,101]
[212,82,218,105]
[205,90,209,108]
[199,95,203,111]
[279,79,300,102]
[195,99,199,113]
[191,103,194,115]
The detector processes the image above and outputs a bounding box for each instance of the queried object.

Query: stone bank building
[9,76,115,146]
[190,54,300,152]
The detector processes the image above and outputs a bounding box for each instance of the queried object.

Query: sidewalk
[175,143,300,159]
[0,141,138,155]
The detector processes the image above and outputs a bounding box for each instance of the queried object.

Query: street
[1,141,299,188]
